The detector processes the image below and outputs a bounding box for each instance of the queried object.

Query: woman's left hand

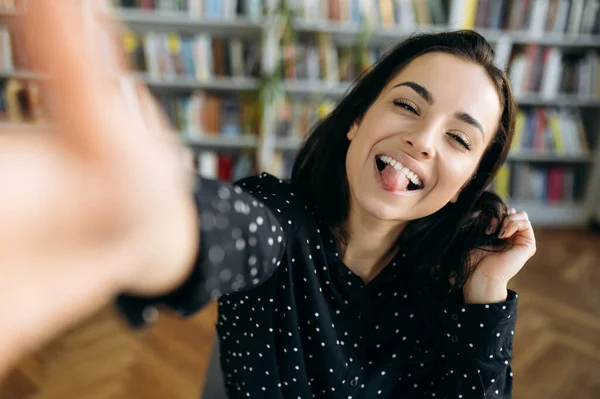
[463,208,537,304]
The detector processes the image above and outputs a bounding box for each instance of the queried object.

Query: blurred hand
[0,0,198,376]
[463,208,537,304]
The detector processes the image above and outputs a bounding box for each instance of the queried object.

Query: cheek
[436,157,478,192]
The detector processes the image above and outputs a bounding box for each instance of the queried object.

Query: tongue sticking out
[380,164,410,191]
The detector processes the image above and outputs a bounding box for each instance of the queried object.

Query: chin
[355,191,419,222]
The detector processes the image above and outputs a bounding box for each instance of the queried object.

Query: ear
[346,122,359,141]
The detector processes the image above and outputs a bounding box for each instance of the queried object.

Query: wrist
[463,274,508,304]
[118,193,199,296]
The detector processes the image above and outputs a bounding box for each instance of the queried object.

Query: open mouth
[376,155,424,191]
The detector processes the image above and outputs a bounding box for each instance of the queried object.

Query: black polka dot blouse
[117,173,518,399]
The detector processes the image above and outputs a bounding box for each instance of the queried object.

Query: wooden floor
[1,228,599,399]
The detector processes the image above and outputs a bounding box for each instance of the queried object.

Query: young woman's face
[345,51,502,223]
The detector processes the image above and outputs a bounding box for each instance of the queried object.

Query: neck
[340,203,407,284]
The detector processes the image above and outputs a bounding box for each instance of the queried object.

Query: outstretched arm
[0,1,217,378]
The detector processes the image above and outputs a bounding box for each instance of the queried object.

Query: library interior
[0,1,599,398]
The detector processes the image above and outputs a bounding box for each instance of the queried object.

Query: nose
[404,127,436,160]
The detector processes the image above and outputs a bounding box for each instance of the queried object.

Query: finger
[497,210,528,237]
[21,1,139,158]
[485,217,499,235]
[134,81,174,134]
[129,79,190,167]
[500,219,534,242]
[497,215,511,237]
[507,210,529,222]
[508,207,517,215]
[500,219,522,239]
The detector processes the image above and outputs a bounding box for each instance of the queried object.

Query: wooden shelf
[476,28,600,47]
[0,70,46,80]
[275,136,304,151]
[0,122,52,131]
[0,71,260,93]
[184,134,258,150]
[0,122,258,151]
[140,74,260,92]
[516,94,600,107]
[283,80,600,107]
[508,201,590,226]
[506,153,593,163]
[1,70,597,108]
[114,9,262,36]
[293,19,600,48]
[283,80,351,97]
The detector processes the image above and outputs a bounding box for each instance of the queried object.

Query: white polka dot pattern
[117,173,518,399]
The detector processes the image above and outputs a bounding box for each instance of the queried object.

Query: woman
[117,29,533,399]
[0,3,534,399]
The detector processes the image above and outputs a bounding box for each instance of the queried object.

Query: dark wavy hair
[291,30,517,300]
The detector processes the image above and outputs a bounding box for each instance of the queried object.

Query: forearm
[116,189,200,297]
[463,274,508,304]
[115,175,286,328]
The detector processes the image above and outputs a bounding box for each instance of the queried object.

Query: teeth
[378,155,422,187]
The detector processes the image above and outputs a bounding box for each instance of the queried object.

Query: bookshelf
[0,0,599,228]
[116,8,263,36]
[140,74,260,92]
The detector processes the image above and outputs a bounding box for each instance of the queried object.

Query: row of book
[113,0,600,37]
[493,163,583,203]
[115,0,264,19]
[0,25,264,80]
[122,30,261,80]
[280,34,383,83]
[509,46,600,98]
[450,0,600,35]
[158,90,261,139]
[512,108,590,155]
[279,0,600,36]
[2,20,599,100]
[291,0,448,26]
[188,150,258,182]
[279,33,600,98]
[6,0,600,38]
[275,97,336,139]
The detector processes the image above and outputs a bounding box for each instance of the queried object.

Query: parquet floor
[1,228,599,399]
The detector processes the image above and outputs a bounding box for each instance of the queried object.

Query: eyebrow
[393,81,485,137]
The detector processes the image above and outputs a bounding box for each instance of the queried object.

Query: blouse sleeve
[418,290,518,398]
[115,175,286,329]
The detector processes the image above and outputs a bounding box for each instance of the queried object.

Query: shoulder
[234,173,314,233]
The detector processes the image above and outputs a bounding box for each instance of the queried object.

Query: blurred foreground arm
[0,1,202,377]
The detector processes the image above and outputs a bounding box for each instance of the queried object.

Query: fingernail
[499,231,505,238]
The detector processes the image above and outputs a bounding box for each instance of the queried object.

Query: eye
[448,132,472,151]
[393,99,419,115]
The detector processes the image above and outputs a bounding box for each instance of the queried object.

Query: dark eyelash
[392,99,471,151]
[393,99,418,115]
[448,133,472,150]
